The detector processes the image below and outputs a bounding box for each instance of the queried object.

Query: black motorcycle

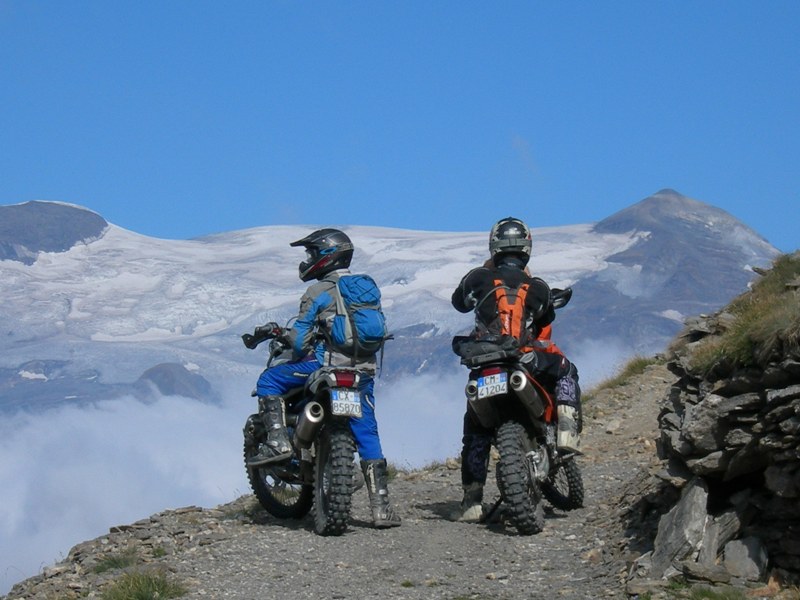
[241,327,364,536]
[455,288,584,535]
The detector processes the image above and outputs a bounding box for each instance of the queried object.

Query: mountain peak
[593,189,725,234]
[0,201,108,264]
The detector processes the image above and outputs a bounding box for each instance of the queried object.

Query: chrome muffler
[293,401,324,449]
[509,370,544,418]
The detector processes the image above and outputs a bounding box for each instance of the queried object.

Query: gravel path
[171,364,671,600]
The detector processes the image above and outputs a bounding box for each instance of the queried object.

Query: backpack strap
[492,279,529,341]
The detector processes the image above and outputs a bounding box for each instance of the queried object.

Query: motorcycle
[241,325,364,536]
[454,288,584,535]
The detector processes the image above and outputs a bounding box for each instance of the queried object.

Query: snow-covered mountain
[0,190,779,411]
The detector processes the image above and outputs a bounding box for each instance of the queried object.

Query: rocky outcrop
[627,308,800,591]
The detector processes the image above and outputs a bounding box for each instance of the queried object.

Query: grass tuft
[100,569,187,600]
[584,355,661,401]
[93,549,138,574]
[689,253,800,375]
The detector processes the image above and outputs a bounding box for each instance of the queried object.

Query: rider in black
[450,217,582,522]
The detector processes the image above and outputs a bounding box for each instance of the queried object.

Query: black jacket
[452,263,555,337]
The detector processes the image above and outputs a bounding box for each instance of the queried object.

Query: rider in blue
[247,228,401,528]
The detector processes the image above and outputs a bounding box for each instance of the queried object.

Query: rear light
[334,371,357,387]
[480,366,503,377]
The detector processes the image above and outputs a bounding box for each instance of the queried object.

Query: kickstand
[480,496,503,524]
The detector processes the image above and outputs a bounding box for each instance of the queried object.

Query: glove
[255,322,281,338]
[241,322,281,349]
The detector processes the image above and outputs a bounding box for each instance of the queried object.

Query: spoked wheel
[495,420,545,535]
[312,421,356,536]
[542,456,584,510]
[244,441,313,519]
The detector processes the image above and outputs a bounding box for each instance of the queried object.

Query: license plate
[477,372,508,398]
[331,389,362,418]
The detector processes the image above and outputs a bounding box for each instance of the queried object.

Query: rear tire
[244,441,313,519]
[495,421,545,535]
[312,421,356,536]
[542,457,584,510]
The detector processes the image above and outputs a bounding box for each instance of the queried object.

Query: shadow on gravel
[417,500,459,520]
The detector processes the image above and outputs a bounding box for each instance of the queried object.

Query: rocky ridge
[7,353,800,599]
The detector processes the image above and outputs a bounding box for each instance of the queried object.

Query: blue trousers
[256,358,384,461]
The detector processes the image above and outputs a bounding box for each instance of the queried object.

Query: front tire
[312,421,356,536]
[495,421,545,535]
[542,457,584,510]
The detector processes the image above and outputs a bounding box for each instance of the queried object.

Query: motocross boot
[361,459,402,528]
[555,374,582,454]
[450,482,484,522]
[247,395,293,467]
[557,405,582,454]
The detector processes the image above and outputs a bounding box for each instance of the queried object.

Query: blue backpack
[330,274,388,359]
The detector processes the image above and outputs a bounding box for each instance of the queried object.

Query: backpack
[476,278,533,348]
[329,274,388,359]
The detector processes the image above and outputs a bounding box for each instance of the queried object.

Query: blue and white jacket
[285,269,378,373]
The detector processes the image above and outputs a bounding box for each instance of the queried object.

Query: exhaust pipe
[509,370,544,418]
[293,401,324,449]
[465,381,478,400]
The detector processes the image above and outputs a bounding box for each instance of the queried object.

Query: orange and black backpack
[472,278,534,349]
[475,278,564,355]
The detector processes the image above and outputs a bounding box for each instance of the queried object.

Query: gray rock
[650,478,709,578]
[723,537,768,581]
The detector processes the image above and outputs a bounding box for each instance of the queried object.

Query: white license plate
[331,389,362,418]
[477,372,508,398]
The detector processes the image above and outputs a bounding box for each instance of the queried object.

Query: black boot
[361,459,401,528]
[247,395,292,467]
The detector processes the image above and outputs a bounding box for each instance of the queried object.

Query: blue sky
[1,1,798,252]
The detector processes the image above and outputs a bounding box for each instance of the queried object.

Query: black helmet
[290,228,354,282]
[489,217,532,266]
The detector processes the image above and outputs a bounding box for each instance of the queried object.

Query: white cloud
[0,390,249,595]
[0,372,470,594]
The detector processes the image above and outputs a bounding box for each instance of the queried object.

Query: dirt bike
[241,326,364,536]
[454,288,584,535]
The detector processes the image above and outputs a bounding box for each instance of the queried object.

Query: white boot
[450,482,484,522]
[557,404,582,454]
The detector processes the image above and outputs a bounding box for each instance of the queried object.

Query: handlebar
[241,322,282,349]
[551,287,573,310]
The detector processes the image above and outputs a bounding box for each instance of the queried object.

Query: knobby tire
[313,421,356,536]
[495,420,545,535]
[542,457,584,510]
[244,441,313,520]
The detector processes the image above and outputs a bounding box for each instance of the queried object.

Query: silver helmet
[489,217,532,265]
